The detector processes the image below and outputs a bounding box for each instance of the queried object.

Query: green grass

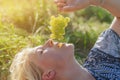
[0,22,46,80]
[0,0,112,80]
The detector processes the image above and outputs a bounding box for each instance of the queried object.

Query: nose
[43,39,54,48]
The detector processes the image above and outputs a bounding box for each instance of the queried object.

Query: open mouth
[57,43,73,48]
[57,43,63,48]
[48,39,73,48]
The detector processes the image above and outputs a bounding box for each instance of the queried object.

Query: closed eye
[36,48,44,55]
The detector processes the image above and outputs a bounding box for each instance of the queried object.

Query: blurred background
[0,0,113,80]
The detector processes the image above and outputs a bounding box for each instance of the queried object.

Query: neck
[57,59,95,80]
[110,17,120,36]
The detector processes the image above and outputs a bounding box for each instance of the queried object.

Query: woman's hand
[54,0,120,17]
[54,0,90,12]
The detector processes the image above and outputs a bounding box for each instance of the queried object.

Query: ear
[42,70,56,80]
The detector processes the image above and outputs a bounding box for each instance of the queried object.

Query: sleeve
[93,28,120,58]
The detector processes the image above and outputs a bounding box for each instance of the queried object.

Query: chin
[67,43,74,48]
[66,43,74,52]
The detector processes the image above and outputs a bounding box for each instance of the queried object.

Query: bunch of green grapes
[49,14,70,41]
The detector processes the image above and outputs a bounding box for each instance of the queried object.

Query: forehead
[35,45,43,49]
[33,46,44,52]
[28,48,40,64]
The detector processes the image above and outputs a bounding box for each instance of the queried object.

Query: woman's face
[32,40,74,71]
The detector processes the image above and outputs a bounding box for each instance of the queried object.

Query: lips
[57,43,63,48]
[56,42,73,48]
[45,39,74,49]
[65,43,74,48]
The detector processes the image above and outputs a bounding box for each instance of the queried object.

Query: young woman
[10,40,95,80]
[55,0,120,79]
[10,0,120,80]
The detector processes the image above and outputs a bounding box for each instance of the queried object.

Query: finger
[54,0,66,3]
[58,7,63,12]
[56,2,67,7]
[43,39,53,48]
[61,6,80,12]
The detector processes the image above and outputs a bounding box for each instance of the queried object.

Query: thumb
[61,5,81,12]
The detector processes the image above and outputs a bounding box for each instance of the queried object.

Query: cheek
[37,57,52,71]
[40,53,64,68]
[38,54,57,68]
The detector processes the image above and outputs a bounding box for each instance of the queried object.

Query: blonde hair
[10,48,42,80]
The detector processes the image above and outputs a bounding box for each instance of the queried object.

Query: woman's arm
[55,0,120,17]
[90,0,120,17]
[110,17,120,36]
[55,0,120,35]
[90,0,120,36]
[54,0,90,12]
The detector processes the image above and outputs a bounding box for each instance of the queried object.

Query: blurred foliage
[78,6,113,23]
[0,21,46,80]
[0,0,113,80]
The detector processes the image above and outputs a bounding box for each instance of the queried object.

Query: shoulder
[93,28,120,58]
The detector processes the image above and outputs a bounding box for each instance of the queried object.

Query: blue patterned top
[83,29,120,80]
